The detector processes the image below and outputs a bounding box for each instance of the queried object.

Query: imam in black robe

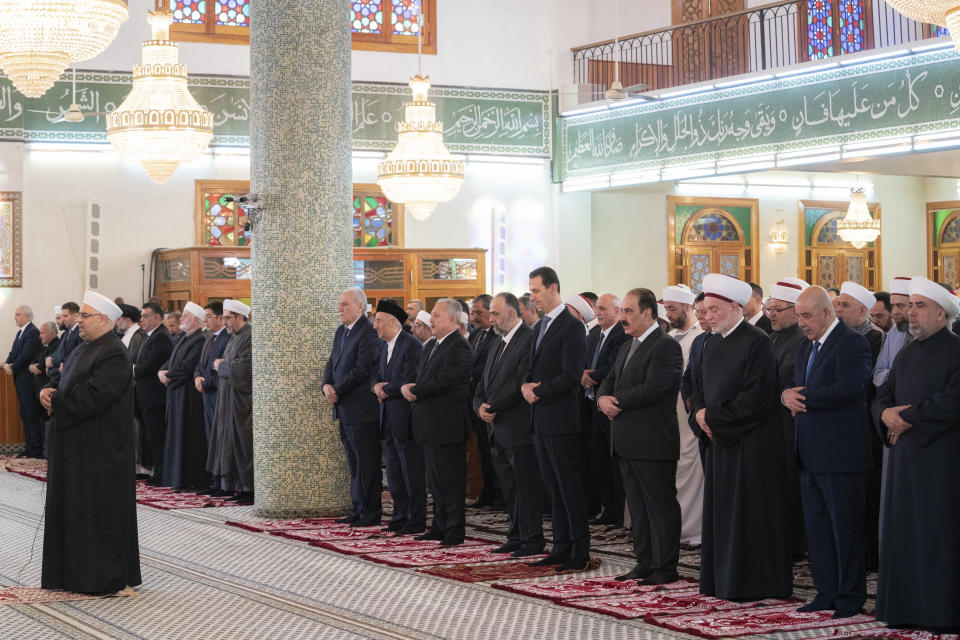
[162,328,209,489]
[692,320,792,600]
[873,326,960,629]
[42,331,141,594]
[770,322,807,556]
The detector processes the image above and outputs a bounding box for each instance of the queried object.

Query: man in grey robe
[209,299,253,504]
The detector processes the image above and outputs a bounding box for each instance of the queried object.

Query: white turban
[889,277,912,296]
[662,284,696,306]
[223,299,251,317]
[702,273,752,307]
[460,310,469,325]
[910,276,960,316]
[769,277,810,304]
[415,310,432,327]
[54,305,62,314]
[183,301,205,322]
[840,281,877,310]
[657,302,667,319]
[82,291,122,322]
[564,294,595,323]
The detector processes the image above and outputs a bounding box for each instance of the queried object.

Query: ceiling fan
[50,68,110,124]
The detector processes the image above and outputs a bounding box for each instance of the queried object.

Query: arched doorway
[799,200,881,290]
[927,201,960,290]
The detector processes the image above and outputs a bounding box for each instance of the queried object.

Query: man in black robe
[39,291,140,595]
[768,278,810,558]
[158,302,209,490]
[873,277,960,632]
[134,302,173,485]
[692,273,792,600]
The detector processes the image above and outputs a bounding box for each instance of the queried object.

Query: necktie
[621,338,641,373]
[201,333,216,366]
[535,316,552,350]
[473,329,488,355]
[13,329,21,345]
[339,327,350,354]
[493,337,507,364]
[586,331,608,400]
[805,341,820,383]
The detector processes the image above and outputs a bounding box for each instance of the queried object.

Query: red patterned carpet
[650,603,875,637]
[493,575,698,601]
[0,586,100,605]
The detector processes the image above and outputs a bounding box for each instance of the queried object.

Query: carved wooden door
[671,0,746,84]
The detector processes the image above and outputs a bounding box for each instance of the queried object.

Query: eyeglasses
[766,305,794,314]
[79,312,104,319]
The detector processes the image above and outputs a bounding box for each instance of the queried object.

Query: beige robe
[670,324,704,544]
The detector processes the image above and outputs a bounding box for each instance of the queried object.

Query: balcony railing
[571,0,945,104]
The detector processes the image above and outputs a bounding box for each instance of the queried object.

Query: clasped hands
[520,382,541,404]
[782,386,807,416]
[477,402,496,423]
[695,408,713,440]
[881,404,912,445]
[39,387,55,415]
[322,383,340,404]
[597,395,621,420]
[158,370,170,385]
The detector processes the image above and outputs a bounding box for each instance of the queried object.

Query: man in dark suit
[745,282,773,334]
[467,294,500,508]
[474,292,545,557]
[783,286,873,618]
[133,302,173,485]
[4,305,43,458]
[194,301,231,495]
[372,299,425,535]
[523,266,590,572]
[30,321,60,460]
[402,299,472,546]
[47,301,82,383]
[323,288,383,527]
[598,288,684,584]
[582,293,630,526]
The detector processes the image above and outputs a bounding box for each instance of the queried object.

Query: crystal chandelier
[377,14,464,221]
[0,0,129,98]
[105,8,213,184]
[885,2,959,52]
[837,188,880,249]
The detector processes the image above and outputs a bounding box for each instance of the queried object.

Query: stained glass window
[807,0,834,59]
[202,190,248,247]
[215,0,249,26]
[942,216,960,244]
[170,0,206,24]
[816,217,841,243]
[392,0,422,36]
[353,194,395,247]
[353,0,383,34]
[687,213,740,242]
[935,26,950,38]
[838,0,866,55]
[689,252,710,293]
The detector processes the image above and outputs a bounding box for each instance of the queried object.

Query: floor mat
[648,602,875,638]
[492,575,697,602]
[225,518,343,533]
[271,526,384,543]
[312,536,488,555]
[561,588,795,621]
[417,557,602,583]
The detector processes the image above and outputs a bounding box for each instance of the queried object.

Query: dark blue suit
[376,330,425,530]
[792,320,873,613]
[322,315,382,524]
[193,329,231,455]
[48,325,81,382]
[6,322,43,455]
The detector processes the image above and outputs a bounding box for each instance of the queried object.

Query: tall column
[249,1,352,517]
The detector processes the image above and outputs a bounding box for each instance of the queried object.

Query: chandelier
[377,14,464,221]
[105,8,213,184]
[0,0,129,98]
[837,188,880,249]
[885,2,960,52]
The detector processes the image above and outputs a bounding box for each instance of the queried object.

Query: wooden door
[799,202,881,290]
[683,247,744,291]
[929,206,960,289]
[671,0,746,84]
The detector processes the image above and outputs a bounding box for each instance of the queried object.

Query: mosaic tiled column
[249,1,352,517]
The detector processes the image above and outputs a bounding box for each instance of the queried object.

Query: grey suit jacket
[473,324,534,448]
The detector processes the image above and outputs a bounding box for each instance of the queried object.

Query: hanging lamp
[885,2,957,52]
[0,0,129,98]
[837,188,880,249]
[105,7,213,184]
[377,12,464,221]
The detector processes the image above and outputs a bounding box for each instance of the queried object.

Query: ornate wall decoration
[0,192,22,288]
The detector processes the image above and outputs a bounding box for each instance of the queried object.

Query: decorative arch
[798,200,881,290]
[927,201,960,290]
[668,196,758,293]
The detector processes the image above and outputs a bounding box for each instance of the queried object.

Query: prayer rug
[562,588,796,621]
[648,602,875,638]
[809,629,959,640]
[225,518,342,533]
[362,545,521,568]
[0,587,102,605]
[271,526,384,543]
[137,496,234,510]
[10,469,46,482]
[492,576,697,601]
[416,557,602,583]
[312,536,488,555]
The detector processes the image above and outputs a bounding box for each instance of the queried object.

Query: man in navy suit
[783,286,873,618]
[523,266,590,572]
[323,288,383,527]
[46,301,82,384]
[4,305,43,457]
[194,301,232,495]
[372,299,425,535]
[134,302,173,485]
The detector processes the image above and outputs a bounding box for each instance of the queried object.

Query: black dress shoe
[414,530,444,541]
[135,473,152,481]
[556,556,591,572]
[228,491,254,504]
[440,533,464,547]
[528,555,566,567]
[206,488,232,497]
[797,597,833,613]
[590,513,616,526]
[468,499,492,509]
[350,519,380,528]
[334,515,358,524]
[491,542,522,554]
[400,524,426,536]
[615,566,650,581]
[639,572,679,586]
[832,608,862,619]
[511,546,545,558]
[382,522,405,533]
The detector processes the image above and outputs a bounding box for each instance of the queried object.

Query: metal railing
[571,0,943,103]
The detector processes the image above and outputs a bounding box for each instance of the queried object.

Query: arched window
[802,0,872,60]
[927,201,960,290]
[168,0,437,52]
[798,200,881,290]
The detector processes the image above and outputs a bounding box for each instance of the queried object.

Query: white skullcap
[889,277,912,296]
[366,303,372,312]
[702,273,752,306]
[840,281,876,310]
[82,291,122,322]
[770,277,810,304]
[183,301,205,321]
[223,299,251,317]
[54,305,62,314]
[415,310,432,327]
[460,310,469,325]
[662,284,696,306]
[910,276,960,316]
[657,302,667,319]
[564,294,595,323]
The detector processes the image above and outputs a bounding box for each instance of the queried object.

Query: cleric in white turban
[873,276,960,630]
[39,291,141,595]
[836,281,884,364]
[564,294,595,331]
